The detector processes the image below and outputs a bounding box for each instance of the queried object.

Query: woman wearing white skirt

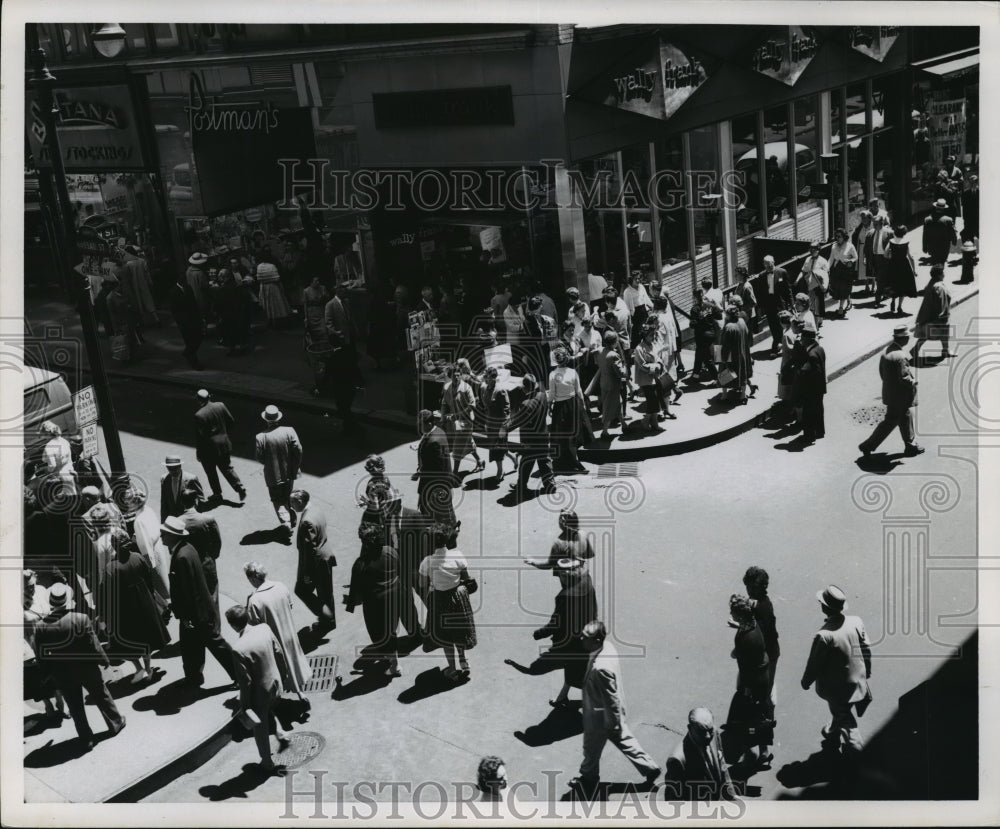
[255,259,292,327]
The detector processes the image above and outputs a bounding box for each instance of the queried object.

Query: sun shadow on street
[240,528,291,547]
[854,453,904,475]
[396,667,462,703]
[131,677,234,716]
[198,762,285,800]
[24,736,94,768]
[557,780,654,801]
[513,704,583,747]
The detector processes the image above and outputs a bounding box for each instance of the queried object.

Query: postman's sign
[73,385,99,426]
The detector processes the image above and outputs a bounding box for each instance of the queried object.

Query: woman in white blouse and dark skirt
[548,347,592,475]
[418,522,478,683]
[828,227,859,319]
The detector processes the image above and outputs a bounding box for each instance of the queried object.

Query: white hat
[188,252,209,266]
[261,404,283,423]
[160,515,189,537]
[48,582,75,609]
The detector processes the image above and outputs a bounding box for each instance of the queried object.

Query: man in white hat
[255,405,303,535]
[160,454,205,523]
[162,515,236,686]
[858,325,924,458]
[169,263,205,370]
[194,389,246,504]
[185,251,210,322]
[33,582,126,749]
[913,264,955,364]
[800,585,872,756]
[922,198,956,267]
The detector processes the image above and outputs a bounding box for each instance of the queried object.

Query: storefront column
[555,164,590,299]
[818,91,833,239]
[718,120,736,284]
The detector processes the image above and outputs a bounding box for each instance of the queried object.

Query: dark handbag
[461,577,479,595]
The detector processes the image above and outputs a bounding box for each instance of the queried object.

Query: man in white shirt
[870,216,893,307]
[797,243,829,328]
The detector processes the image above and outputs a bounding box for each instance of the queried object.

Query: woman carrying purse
[828,227,859,319]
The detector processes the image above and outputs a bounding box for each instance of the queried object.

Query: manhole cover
[596,462,641,478]
[302,654,339,693]
[274,731,326,769]
[850,404,887,426]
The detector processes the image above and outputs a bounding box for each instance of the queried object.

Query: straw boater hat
[48,582,74,610]
[164,454,182,468]
[188,252,209,266]
[160,515,189,538]
[261,404,283,423]
[817,584,847,613]
[893,324,910,340]
[932,198,949,210]
[961,241,977,252]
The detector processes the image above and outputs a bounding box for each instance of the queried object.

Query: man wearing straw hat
[33,582,126,750]
[255,405,303,536]
[858,325,924,458]
[162,515,236,686]
[921,198,957,268]
[194,388,247,504]
[800,585,872,755]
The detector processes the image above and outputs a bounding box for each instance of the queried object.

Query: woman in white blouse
[418,522,478,682]
[40,421,77,501]
[828,227,859,319]
[502,294,526,346]
[547,347,591,475]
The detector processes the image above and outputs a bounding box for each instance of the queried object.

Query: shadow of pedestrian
[198,762,284,800]
[240,529,292,547]
[331,670,392,701]
[775,749,846,790]
[558,779,651,801]
[396,667,459,703]
[23,712,68,739]
[107,667,165,699]
[24,736,94,768]
[296,625,332,655]
[774,435,814,452]
[854,454,904,475]
[513,704,583,747]
[131,677,233,716]
[703,393,740,416]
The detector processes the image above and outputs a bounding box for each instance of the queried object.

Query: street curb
[84,288,978,461]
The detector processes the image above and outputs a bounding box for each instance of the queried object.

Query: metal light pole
[26,24,128,487]
[821,152,840,240]
[705,193,723,288]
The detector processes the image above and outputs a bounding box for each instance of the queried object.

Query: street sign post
[73,385,99,427]
[80,422,100,459]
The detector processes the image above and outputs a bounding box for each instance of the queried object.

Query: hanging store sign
[848,26,901,62]
[927,97,967,166]
[659,41,710,119]
[749,26,819,86]
[26,84,147,172]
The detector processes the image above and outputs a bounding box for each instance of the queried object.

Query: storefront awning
[916,51,979,78]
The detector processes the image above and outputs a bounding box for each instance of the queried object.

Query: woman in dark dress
[346,522,403,678]
[886,225,919,316]
[479,366,513,484]
[101,528,170,684]
[727,594,772,769]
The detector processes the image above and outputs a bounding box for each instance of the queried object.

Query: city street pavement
[25,226,979,461]
[45,296,978,805]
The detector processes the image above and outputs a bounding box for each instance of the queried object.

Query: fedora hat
[817,584,847,613]
[48,582,74,610]
[261,404,283,423]
[160,515,189,537]
[164,454,182,467]
[932,198,949,209]
[188,252,209,266]
[893,323,910,339]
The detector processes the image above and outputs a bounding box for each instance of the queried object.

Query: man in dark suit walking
[162,516,235,686]
[663,708,738,801]
[509,374,557,498]
[169,273,204,370]
[180,488,223,624]
[416,409,455,523]
[160,454,205,523]
[790,320,827,443]
[756,255,793,355]
[859,325,925,457]
[194,389,246,504]
[289,489,336,630]
[33,582,126,750]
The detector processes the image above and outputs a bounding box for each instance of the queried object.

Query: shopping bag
[717,367,736,387]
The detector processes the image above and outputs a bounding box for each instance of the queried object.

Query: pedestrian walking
[346,523,404,678]
[289,489,337,631]
[869,216,893,307]
[416,409,457,522]
[194,389,247,504]
[80,485,125,540]
[734,267,759,334]
[743,566,779,710]
[633,321,669,431]
[758,256,793,355]
[185,252,211,327]
[105,277,141,362]
[124,486,171,612]
[800,585,873,757]
[689,288,719,382]
[922,199,957,267]
[912,264,955,364]
[885,225,918,316]
[159,454,205,523]
[244,562,312,699]
[570,620,660,795]
[162,516,236,687]
[38,420,77,502]
[585,331,626,439]
[858,325,924,457]
[796,243,829,326]
[100,530,170,685]
[255,405,303,536]
[509,374,557,497]
[169,271,204,370]
[225,605,293,771]
[256,258,293,328]
[851,210,876,298]
[180,488,223,621]
[418,522,477,682]
[548,347,592,474]
[726,595,773,769]
[790,320,827,443]
[524,509,596,571]
[720,306,753,405]
[828,228,858,318]
[33,582,126,750]
[651,295,683,409]
[663,708,739,802]
[117,246,158,327]
[479,367,514,485]
[960,175,979,244]
[442,361,485,480]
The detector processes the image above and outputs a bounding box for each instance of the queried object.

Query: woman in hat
[100,527,170,684]
[548,347,591,474]
[417,522,477,682]
[255,256,293,328]
[441,361,485,480]
[345,522,404,679]
[828,227,858,318]
[358,473,402,549]
[726,594,773,769]
[479,367,514,485]
[886,225,919,316]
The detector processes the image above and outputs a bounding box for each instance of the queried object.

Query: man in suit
[160,454,205,523]
[663,708,738,802]
[194,389,246,503]
[33,582,126,750]
[960,175,979,243]
[289,489,336,631]
[255,405,303,536]
[225,605,292,771]
[922,199,957,267]
[801,585,873,755]
[912,264,955,364]
[169,270,204,370]
[416,409,456,523]
[180,488,222,624]
[795,243,828,327]
[756,255,793,355]
[570,621,660,795]
[790,320,827,443]
[162,516,235,686]
[869,216,893,307]
[859,325,925,457]
[324,282,354,347]
[509,374,557,498]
